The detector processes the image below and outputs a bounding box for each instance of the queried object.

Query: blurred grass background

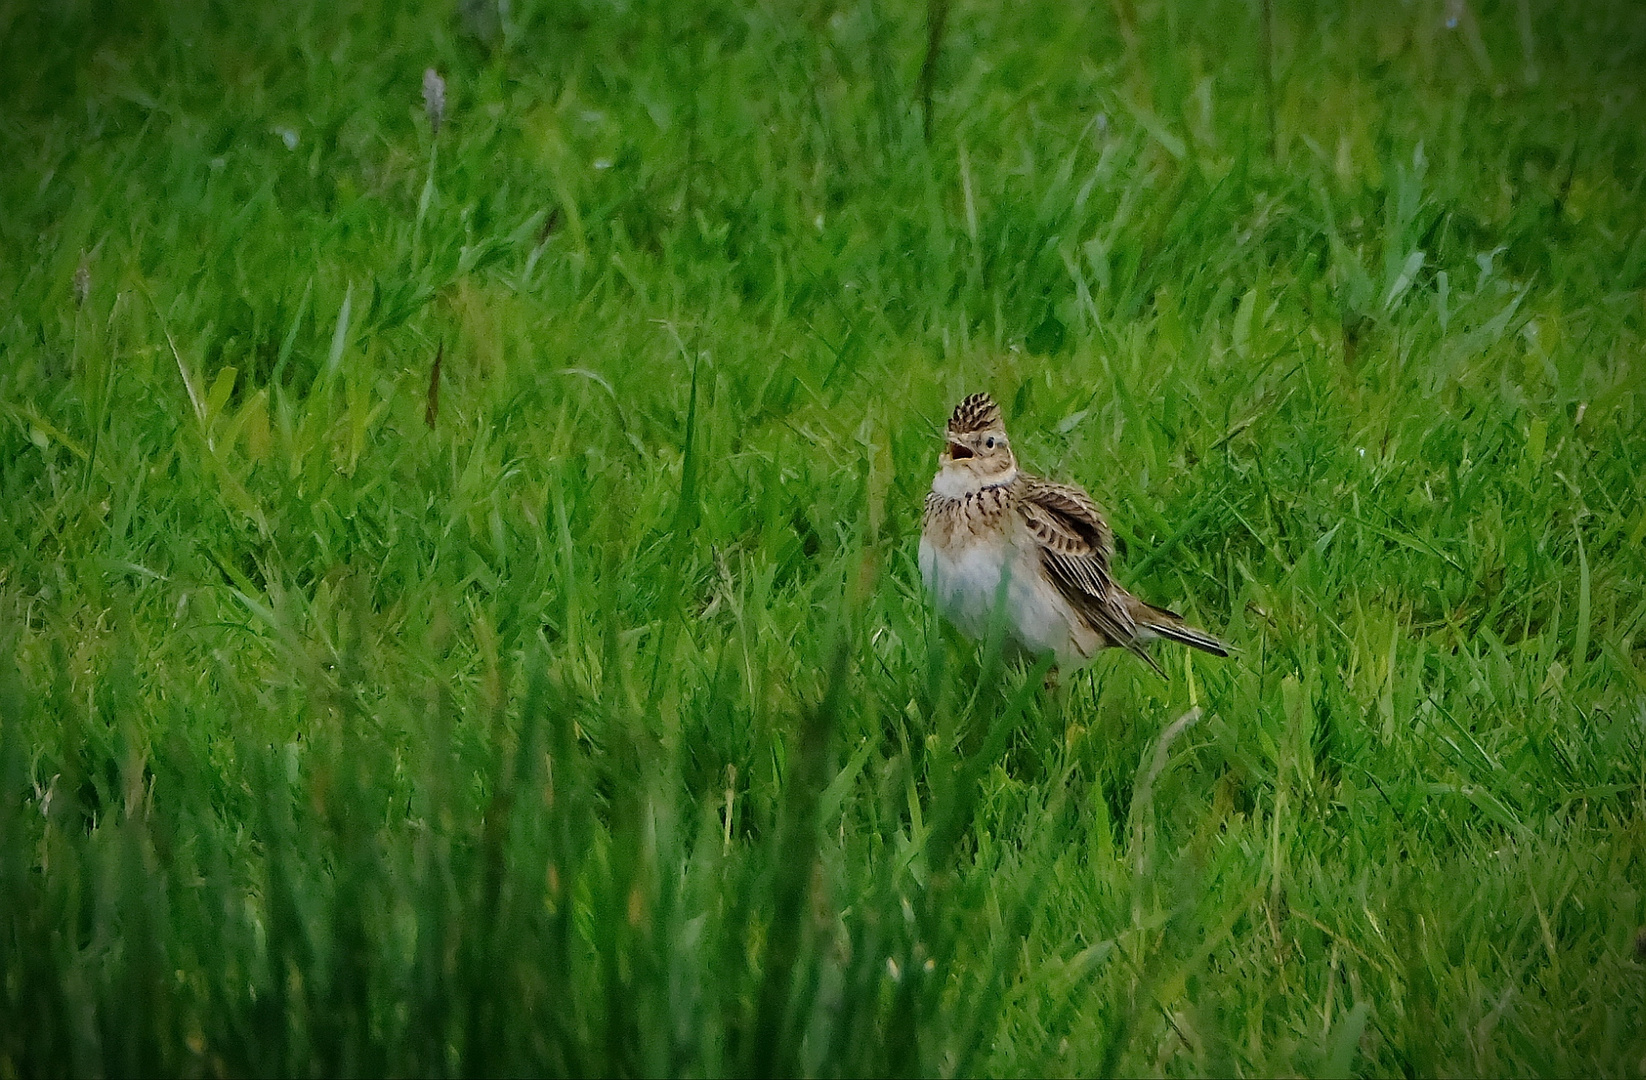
[1,0,1644,1073]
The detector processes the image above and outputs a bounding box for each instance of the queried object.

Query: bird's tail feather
[1130,598,1231,658]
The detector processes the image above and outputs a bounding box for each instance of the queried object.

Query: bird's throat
[931,464,1016,501]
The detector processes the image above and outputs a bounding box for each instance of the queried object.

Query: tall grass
[1,0,1644,1073]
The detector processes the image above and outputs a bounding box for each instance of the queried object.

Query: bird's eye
[985,437,996,449]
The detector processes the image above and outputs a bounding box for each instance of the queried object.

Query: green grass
[2,0,1645,1073]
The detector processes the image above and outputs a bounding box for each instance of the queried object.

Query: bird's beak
[947,441,973,460]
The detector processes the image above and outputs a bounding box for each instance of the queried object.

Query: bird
[918,392,1228,675]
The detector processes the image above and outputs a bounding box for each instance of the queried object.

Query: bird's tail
[1126,596,1231,658]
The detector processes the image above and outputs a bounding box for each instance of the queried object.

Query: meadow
[1,0,1644,1073]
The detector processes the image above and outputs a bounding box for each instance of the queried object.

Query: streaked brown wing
[1017,476,1154,666]
[1016,477,1115,565]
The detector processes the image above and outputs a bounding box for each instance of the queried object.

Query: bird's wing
[1017,476,1156,668]
[1016,477,1115,565]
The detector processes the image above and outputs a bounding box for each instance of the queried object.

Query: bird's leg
[1037,662,1068,759]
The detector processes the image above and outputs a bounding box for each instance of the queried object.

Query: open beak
[947,441,973,460]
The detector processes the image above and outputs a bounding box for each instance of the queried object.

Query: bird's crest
[948,392,1001,434]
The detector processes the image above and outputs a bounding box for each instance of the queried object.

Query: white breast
[919,531,1010,642]
[920,515,1092,665]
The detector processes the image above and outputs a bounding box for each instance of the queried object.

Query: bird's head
[934,392,1017,496]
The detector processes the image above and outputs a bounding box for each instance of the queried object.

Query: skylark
[919,392,1228,674]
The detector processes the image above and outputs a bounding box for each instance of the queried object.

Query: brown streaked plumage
[946,390,1004,435]
[918,392,1228,673]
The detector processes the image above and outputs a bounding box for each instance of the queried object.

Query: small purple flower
[423,68,446,136]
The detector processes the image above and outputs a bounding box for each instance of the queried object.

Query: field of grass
[2,0,1645,1074]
